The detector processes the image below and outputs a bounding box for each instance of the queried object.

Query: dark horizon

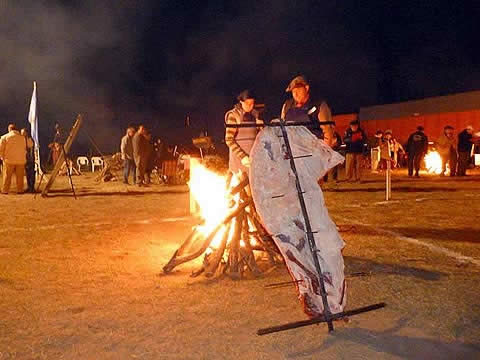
[1,0,480,154]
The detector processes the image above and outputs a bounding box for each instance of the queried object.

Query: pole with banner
[28,81,42,175]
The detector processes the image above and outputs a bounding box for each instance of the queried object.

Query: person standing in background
[436,125,457,176]
[21,128,35,192]
[120,126,136,184]
[0,124,27,194]
[343,120,367,182]
[406,126,428,177]
[457,125,474,176]
[132,125,148,186]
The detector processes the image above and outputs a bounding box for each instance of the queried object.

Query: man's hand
[241,156,250,167]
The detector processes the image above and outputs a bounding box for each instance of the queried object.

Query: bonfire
[424,151,448,175]
[163,160,280,279]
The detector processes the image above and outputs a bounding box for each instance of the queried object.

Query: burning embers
[163,161,280,278]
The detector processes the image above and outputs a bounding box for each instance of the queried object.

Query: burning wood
[424,151,447,175]
[163,161,280,278]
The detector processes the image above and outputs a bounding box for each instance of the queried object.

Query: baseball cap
[285,75,309,92]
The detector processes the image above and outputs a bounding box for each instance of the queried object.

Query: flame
[189,160,257,258]
[189,162,230,243]
[424,151,443,174]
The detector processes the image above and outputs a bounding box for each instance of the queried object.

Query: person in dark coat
[280,75,333,141]
[406,126,428,177]
[457,126,474,176]
[343,120,367,182]
[20,129,35,192]
[144,130,155,184]
[132,125,148,186]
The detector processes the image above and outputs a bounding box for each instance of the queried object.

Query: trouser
[135,157,146,184]
[323,166,338,182]
[371,148,380,171]
[457,151,470,176]
[123,159,136,183]
[345,153,362,181]
[408,152,423,176]
[25,163,36,192]
[441,150,458,176]
[2,163,25,194]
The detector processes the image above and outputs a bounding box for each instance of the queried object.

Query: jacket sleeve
[406,135,413,153]
[0,136,5,159]
[343,129,352,144]
[225,110,248,160]
[120,136,127,155]
[132,135,140,157]
[424,135,429,153]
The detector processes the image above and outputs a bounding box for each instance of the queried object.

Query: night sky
[1,0,479,153]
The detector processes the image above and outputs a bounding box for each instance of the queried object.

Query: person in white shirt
[0,124,27,194]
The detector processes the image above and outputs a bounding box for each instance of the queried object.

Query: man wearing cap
[343,120,367,182]
[457,125,474,176]
[225,90,263,178]
[406,126,428,177]
[281,75,335,144]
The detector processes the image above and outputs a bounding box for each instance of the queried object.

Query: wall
[339,110,480,145]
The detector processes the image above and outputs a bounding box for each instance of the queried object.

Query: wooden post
[386,160,391,201]
[41,115,83,197]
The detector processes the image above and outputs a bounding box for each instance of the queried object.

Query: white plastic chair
[91,157,104,172]
[77,156,89,172]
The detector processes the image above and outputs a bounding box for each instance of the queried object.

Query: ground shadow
[287,318,480,359]
[42,189,188,198]
[392,227,480,244]
[344,256,447,281]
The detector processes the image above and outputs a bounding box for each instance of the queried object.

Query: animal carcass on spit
[249,125,346,318]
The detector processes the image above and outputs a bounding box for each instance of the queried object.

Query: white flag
[28,81,41,172]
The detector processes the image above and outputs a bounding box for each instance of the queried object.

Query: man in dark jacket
[457,126,474,176]
[132,125,148,186]
[343,120,367,182]
[281,75,333,141]
[406,126,428,177]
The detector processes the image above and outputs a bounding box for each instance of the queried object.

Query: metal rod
[265,272,372,289]
[277,119,335,332]
[257,303,386,336]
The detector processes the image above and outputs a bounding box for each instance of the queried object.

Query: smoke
[153,0,379,142]
[0,0,149,153]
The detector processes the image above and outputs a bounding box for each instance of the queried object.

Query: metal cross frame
[228,119,387,335]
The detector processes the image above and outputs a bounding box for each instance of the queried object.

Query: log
[42,115,83,196]
[163,199,252,273]
[204,223,232,277]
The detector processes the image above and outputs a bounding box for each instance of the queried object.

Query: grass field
[1,169,479,359]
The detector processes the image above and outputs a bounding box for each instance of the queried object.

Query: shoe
[415,174,420,177]
[123,180,129,185]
